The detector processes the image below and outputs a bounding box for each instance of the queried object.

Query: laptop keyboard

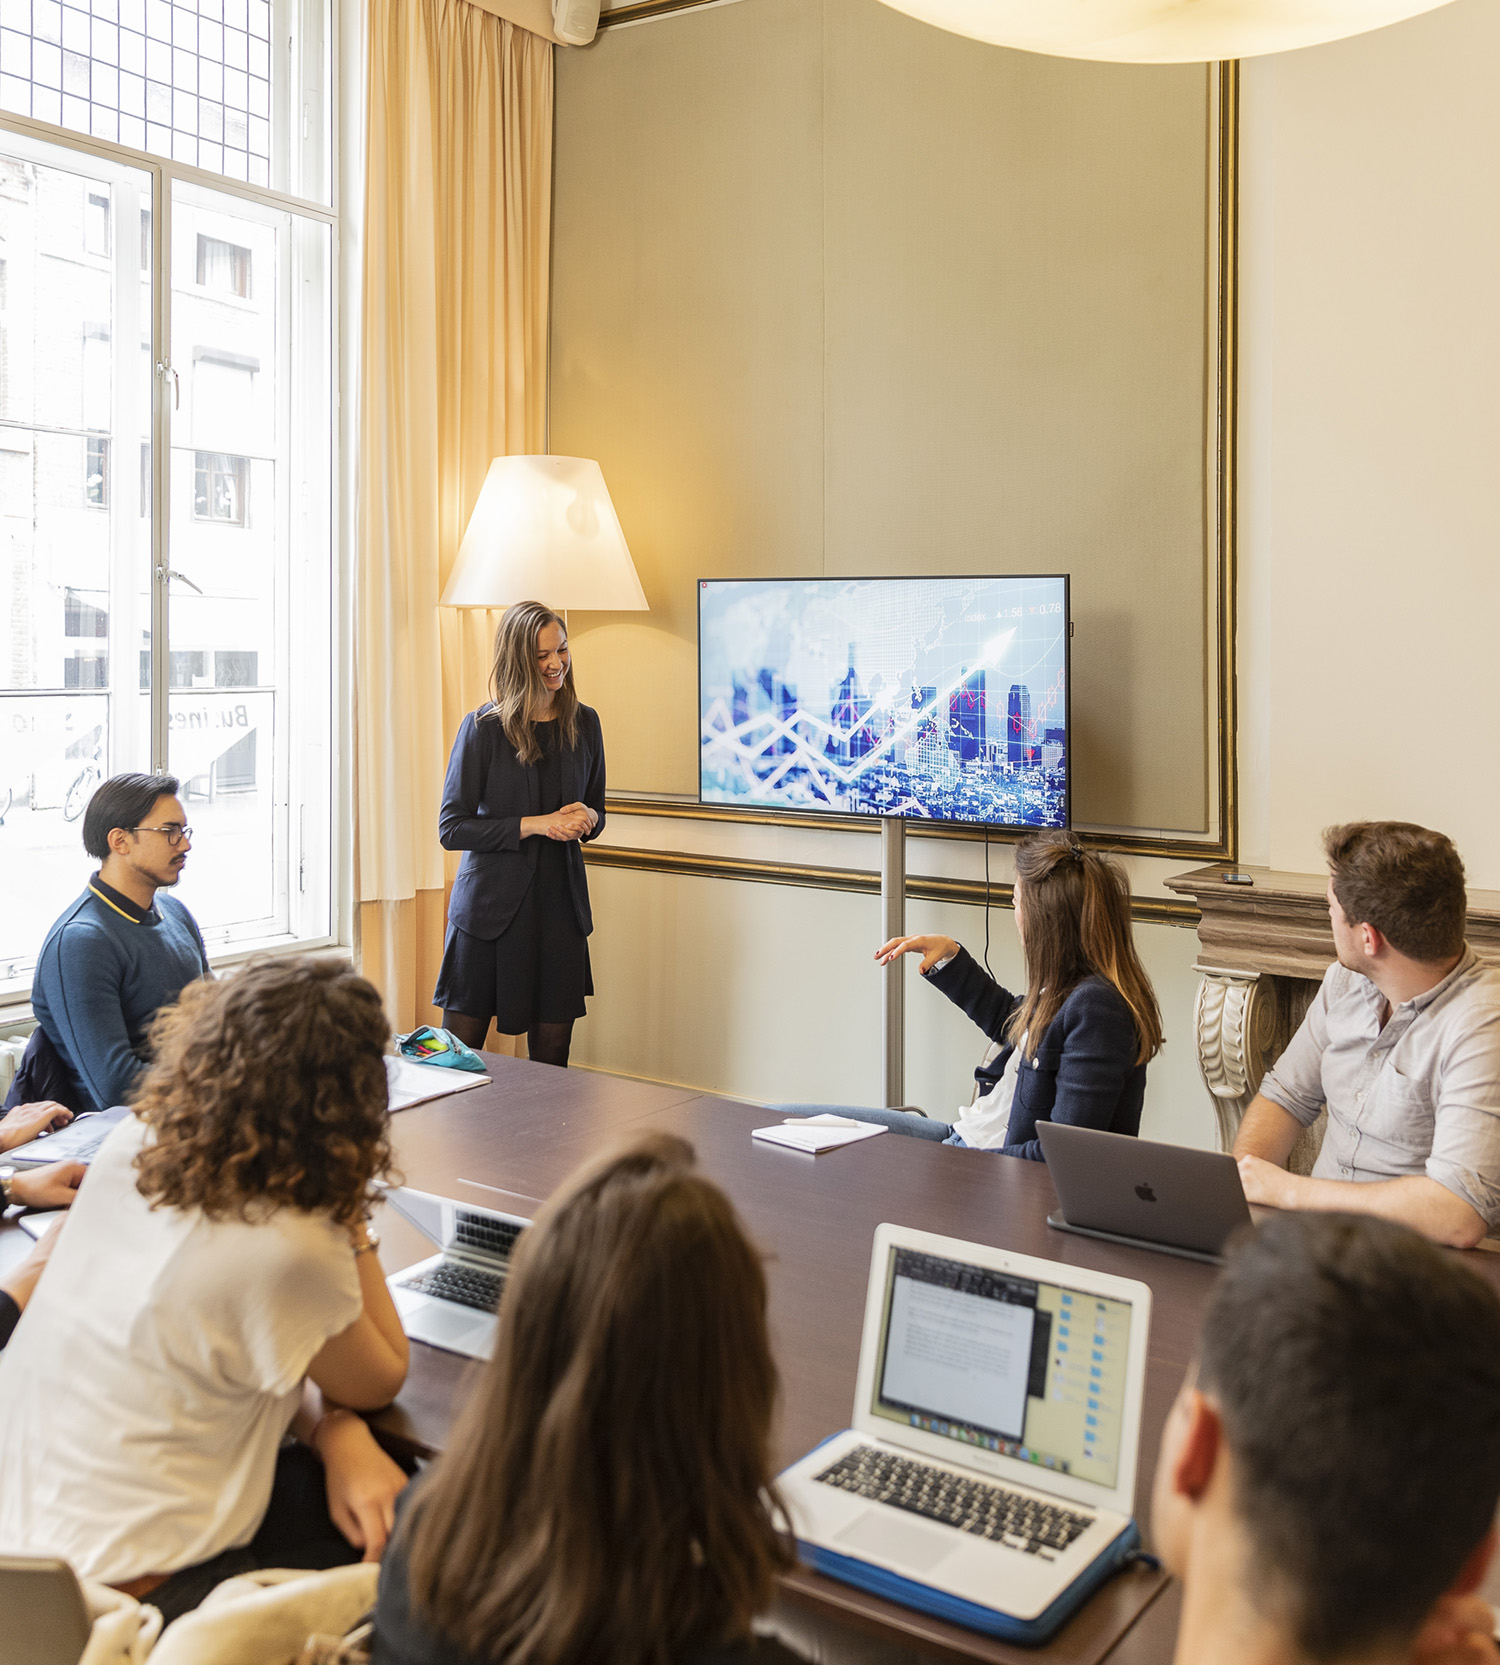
[453,1212,525,1257]
[398,1260,505,1313]
[814,1446,1093,1558]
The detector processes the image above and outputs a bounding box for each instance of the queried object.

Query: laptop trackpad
[403,1302,496,1359]
[834,1510,956,1573]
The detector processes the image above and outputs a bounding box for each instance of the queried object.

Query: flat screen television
[698,575,1069,829]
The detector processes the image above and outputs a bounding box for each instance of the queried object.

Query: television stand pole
[881,817,906,1107]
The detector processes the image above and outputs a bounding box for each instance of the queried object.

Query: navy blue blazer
[924,947,1147,1163]
[438,704,606,942]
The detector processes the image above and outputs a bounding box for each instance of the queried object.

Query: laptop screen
[869,1246,1133,1492]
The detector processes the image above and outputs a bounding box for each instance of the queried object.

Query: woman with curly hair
[0,958,410,1621]
[373,1133,806,1665]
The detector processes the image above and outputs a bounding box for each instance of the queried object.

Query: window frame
[0,16,351,1003]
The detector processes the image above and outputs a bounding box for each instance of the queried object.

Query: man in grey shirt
[1235,821,1500,1249]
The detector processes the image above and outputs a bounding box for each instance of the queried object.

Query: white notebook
[752,1116,887,1155]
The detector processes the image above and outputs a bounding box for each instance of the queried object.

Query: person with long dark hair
[373,1134,805,1665]
[435,602,605,1068]
[784,832,1163,1160]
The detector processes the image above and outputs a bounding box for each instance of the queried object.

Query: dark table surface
[372,1053,1500,1665]
[372,1055,1198,1663]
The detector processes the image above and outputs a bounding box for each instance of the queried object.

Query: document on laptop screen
[871,1247,1133,1492]
[881,1265,1034,1441]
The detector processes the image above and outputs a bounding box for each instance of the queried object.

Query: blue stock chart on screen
[698,576,1069,828]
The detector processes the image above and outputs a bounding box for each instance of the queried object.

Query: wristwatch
[0,1166,14,1210]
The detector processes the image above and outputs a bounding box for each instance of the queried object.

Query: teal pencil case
[393,1025,487,1072]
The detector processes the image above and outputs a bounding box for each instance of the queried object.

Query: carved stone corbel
[1192,967,1279,1154]
[1191,963,1326,1172]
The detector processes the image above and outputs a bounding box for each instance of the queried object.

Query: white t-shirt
[949,1039,1025,1150]
[0,1115,363,1583]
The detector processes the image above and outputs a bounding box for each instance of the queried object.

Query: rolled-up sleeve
[1258,965,1339,1129]
[1423,1012,1500,1227]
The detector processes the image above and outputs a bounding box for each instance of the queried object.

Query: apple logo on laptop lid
[1134,1183,1157,1203]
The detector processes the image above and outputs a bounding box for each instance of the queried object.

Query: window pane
[0,132,153,987]
[0,0,330,203]
[167,177,330,953]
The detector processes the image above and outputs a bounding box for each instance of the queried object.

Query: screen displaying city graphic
[698,576,1069,828]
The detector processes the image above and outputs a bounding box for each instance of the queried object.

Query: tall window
[0,0,329,201]
[0,0,336,993]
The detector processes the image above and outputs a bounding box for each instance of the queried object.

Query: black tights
[441,1011,574,1069]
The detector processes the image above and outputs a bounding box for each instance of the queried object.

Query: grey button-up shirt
[1260,947,1500,1226]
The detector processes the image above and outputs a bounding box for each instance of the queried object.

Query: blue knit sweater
[31,880,210,1115]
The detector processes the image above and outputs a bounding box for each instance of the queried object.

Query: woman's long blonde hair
[483,600,580,764]
[1007,832,1163,1067]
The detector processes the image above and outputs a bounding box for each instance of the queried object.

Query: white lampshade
[440,455,649,612]
[871,0,1457,62]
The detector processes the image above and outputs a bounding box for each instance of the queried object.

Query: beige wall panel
[1237,0,1500,886]
[571,864,1217,1150]
[820,2,1211,829]
[551,0,826,794]
[553,0,1218,833]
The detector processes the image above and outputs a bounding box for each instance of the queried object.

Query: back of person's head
[402,1132,789,1665]
[1009,831,1162,1064]
[1197,1212,1500,1660]
[1323,821,1466,962]
[82,771,181,861]
[133,957,392,1228]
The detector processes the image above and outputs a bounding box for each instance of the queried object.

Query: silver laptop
[383,1186,530,1361]
[776,1224,1151,1644]
[4,1105,129,1167]
[1039,1121,1252,1264]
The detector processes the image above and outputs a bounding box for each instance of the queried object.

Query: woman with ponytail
[781,832,1163,1162]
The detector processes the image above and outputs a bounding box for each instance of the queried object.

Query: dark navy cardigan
[437,704,606,942]
[924,947,1148,1163]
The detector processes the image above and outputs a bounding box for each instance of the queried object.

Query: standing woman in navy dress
[434,602,606,1067]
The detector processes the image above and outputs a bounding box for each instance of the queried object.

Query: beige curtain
[357,0,552,1041]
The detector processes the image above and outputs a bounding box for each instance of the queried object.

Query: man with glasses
[30,773,210,1116]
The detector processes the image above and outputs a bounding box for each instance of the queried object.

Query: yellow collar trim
[88,883,152,924]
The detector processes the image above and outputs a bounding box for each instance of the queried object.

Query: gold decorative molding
[597,0,717,26]
[602,793,1230,861]
[584,843,1200,926]
[581,53,1242,863]
[1213,58,1240,865]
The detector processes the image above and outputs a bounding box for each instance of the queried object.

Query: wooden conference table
[371,1056,1213,1665]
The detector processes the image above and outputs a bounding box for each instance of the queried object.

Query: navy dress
[434,708,605,1033]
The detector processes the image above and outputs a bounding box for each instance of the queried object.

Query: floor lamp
[439,456,649,617]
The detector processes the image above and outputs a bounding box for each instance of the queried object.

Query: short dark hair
[1324,820,1467,961]
[82,772,182,861]
[1198,1213,1500,1660]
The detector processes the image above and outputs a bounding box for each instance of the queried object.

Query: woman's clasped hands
[523,802,598,842]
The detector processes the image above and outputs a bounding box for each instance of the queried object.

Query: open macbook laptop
[383,1187,530,1361]
[1039,1121,1253,1264]
[776,1224,1151,1643]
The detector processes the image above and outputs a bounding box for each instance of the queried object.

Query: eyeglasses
[131,823,193,847]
